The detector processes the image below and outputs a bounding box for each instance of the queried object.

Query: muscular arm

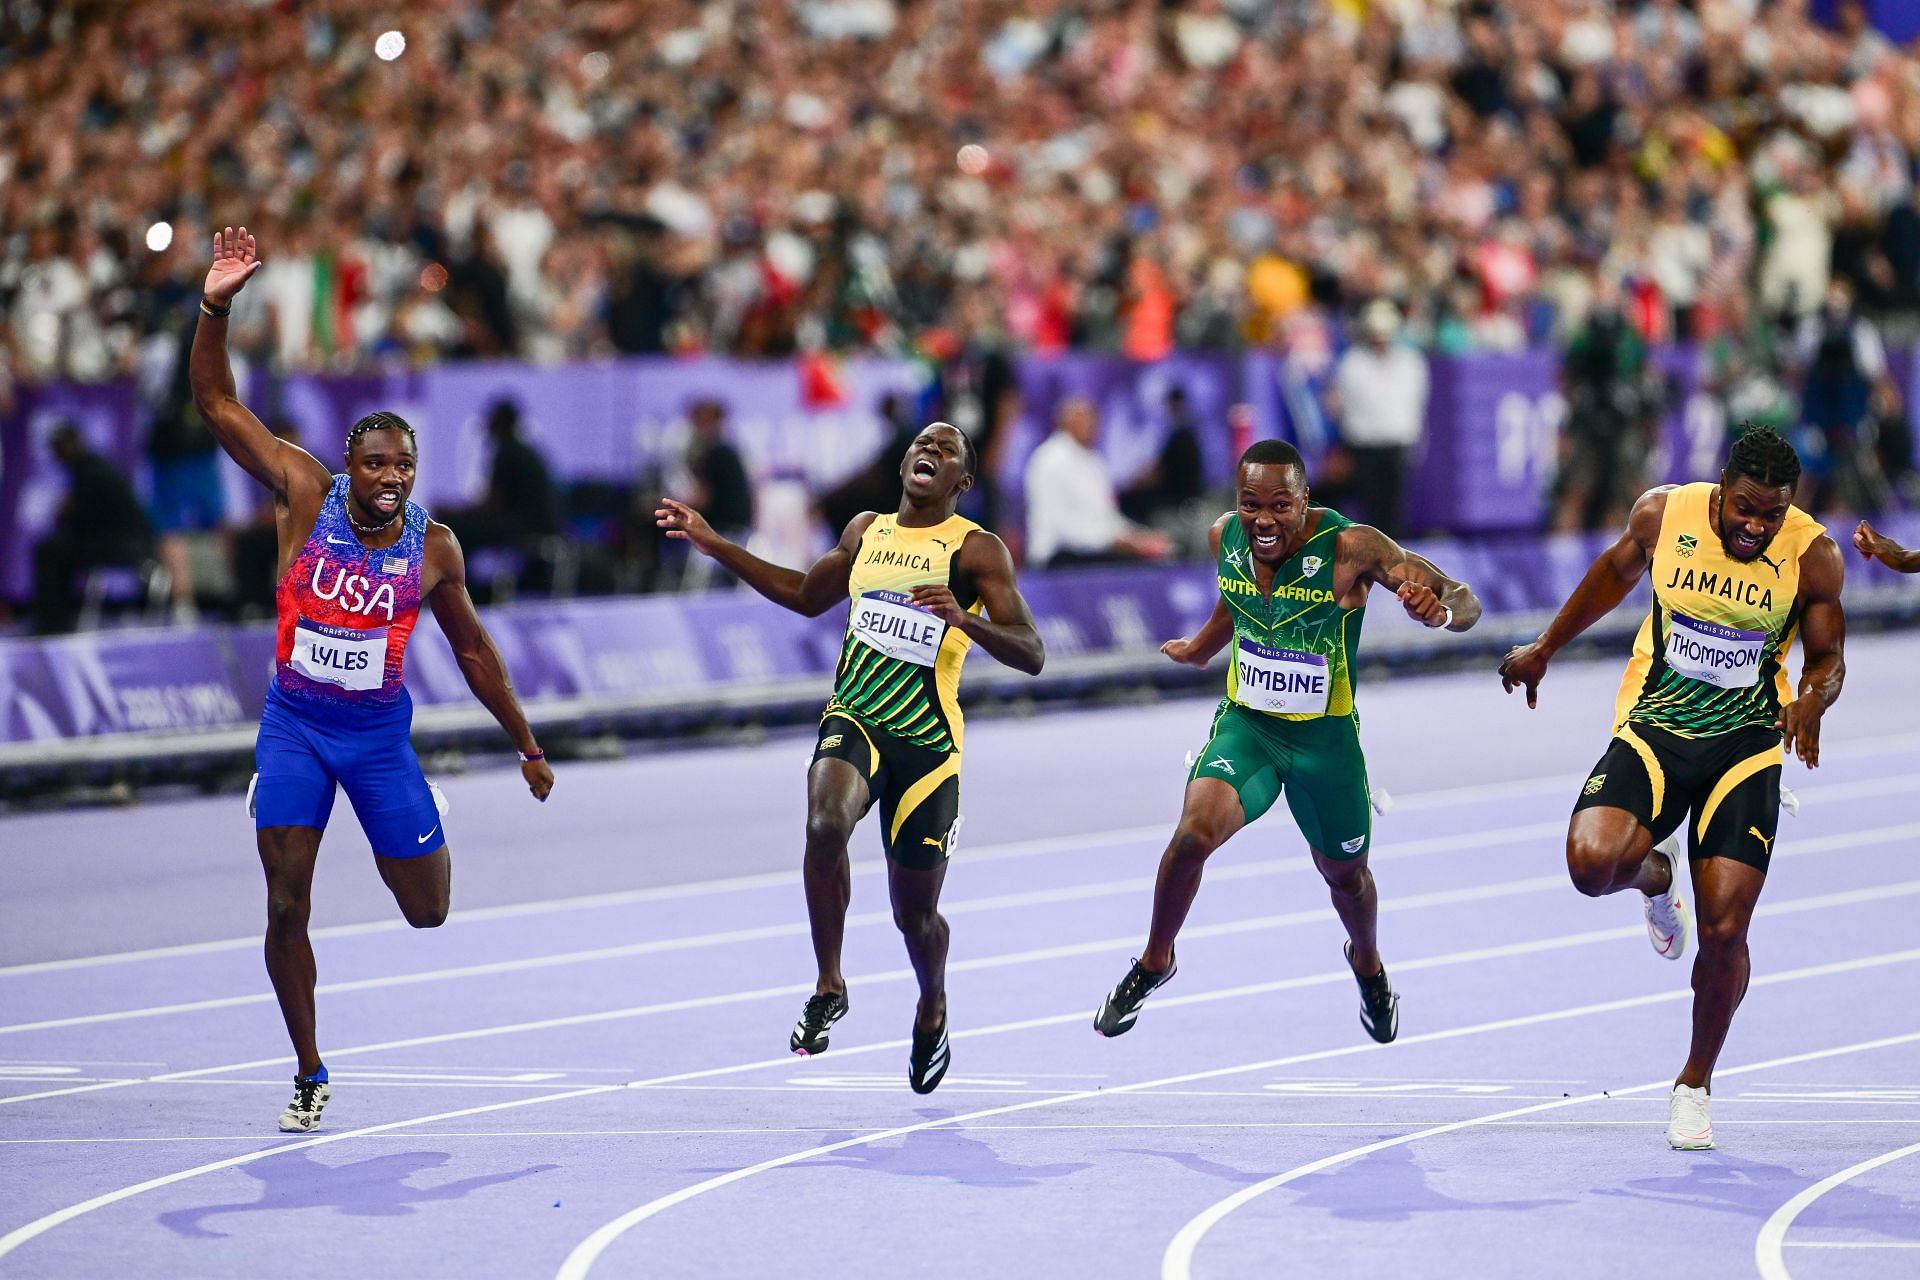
[425,525,552,797]
[658,499,862,616]
[1782,534,1846,767]
[1165,514,1237,666]
[1338,523,1484,632]
[189,228,330,502]
[924,531,1045,676]
[1537,488,1667,654]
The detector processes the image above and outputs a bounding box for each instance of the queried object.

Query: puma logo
[1748,826,1774,856]
[1757,553,1783,577]
[932,537,953,552]
[922,835,945,850]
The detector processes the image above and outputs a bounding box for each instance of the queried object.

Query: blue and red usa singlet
[251,473,445,857]
[274,474,425,704]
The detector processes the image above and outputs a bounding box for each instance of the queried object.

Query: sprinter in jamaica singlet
[1093,440,1484,1045]
[1499,426,1846,1151]
[192,228,554,1135]
[657,422,1044,1094]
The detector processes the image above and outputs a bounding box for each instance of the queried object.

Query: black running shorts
[812,712,961,870]
[1573,721,1783,871]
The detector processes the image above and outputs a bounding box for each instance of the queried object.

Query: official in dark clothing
[32,424,154,634]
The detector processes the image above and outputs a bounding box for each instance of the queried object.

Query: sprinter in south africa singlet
[1190,507,1375,859]
[813,512,981,868]
[252,474,444,858]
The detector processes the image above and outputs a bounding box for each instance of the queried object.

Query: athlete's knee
[1321,860,1370,898]
[892,903,945,938]
[804,811,854,858]
[1696,913,1748,958]
[265,888,311,933]
[1169,824,1223,866]
[1566,837,1628,897]
[402,898,449,929]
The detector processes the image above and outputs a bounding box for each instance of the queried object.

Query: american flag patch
[382,556,407,575]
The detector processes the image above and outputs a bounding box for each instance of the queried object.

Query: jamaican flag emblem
[1583,773,1607,796]
[1676,533,1698,557]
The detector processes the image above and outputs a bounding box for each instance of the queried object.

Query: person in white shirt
[1329,300,1430,537]
[1023,398,1172,567]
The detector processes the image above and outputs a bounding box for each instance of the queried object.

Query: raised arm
[424,523,553,799]
[656,498,862,617]
[1338,522,1484,633]
[1780,534,1846,768]
[1499,487,1667,708]
[189,227,330,501]
[913,530,1045,675]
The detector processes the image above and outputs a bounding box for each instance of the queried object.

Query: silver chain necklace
[346,504,400,535]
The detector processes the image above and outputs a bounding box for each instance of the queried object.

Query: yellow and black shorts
[812,712,961,870]
[1574,722,1783,871]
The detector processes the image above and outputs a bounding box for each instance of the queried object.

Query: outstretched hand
[655,498,720,553]
[205,226,262,305]
[1853,519,1911,570]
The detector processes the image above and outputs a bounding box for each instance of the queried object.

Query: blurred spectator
[31,425,154,634]
[1120,385,1209,548]
[1327,301,1429,537]
[143,318,226,620]
[441,399,558,551]
[819,392,919,537]
[1024,397,1172,569]
[1552,278,1657,532]
[677,398,753,591]
[4,3,1918,379]
[1793,279,1899,513]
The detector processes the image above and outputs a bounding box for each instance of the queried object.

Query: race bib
[290,618,389,691]
[1665,612,1765,689]
[850,590,946,667]
[1233,639,1330,715]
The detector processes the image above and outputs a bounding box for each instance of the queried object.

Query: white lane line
[9,741,1912,981]
[14,1118,1920,1148]
[555,953,1920,1280]
[14,807,1918,1043]
[1756,1142,1920,1279]
[1161,1032,1920,1280]
[1782,1242,1920,1249]
[7,864,1916,1116]
[0,863,1592,1105]
[0,816,1573,1036]
[2,897,1913,1270]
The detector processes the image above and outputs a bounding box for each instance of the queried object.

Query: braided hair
[345,410,417,459]
[1725,424,1801,490]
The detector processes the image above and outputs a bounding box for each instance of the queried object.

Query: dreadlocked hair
[1725,424,1801,490]
[345,411,417,458]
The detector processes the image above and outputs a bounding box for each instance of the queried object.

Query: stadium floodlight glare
[145,222,173,252]
[375,30,406,61]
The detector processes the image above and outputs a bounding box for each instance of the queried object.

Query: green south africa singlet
[1218,508,1364,721]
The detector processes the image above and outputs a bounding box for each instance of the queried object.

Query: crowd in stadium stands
[6,0,1920,629]
[4,0,1919,381]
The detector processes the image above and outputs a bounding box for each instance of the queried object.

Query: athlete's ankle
[914,996,946,1032]
[1140,948,1173,974]
[814,979,846,997]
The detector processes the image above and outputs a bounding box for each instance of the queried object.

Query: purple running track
[2,638,1918,1279]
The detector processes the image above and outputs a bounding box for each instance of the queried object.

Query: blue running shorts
[252,682,445,858]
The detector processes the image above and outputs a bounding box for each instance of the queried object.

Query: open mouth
[910,458,939,481]
[1251,531,1281,553]
[372,488,402,514]
[1730,530,1763,557]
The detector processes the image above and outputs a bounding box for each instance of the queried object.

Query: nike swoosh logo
[417,827,438,844]
[326,535,350,545]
